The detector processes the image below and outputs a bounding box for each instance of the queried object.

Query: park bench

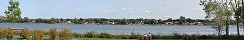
[11,28,25,34]
[138,36,152,40]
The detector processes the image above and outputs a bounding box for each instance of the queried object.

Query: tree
[200,0,233,36]
[50,17,56,24]
[235,1,244,36]
[4,0,22,23]
[23,17,30,23]
[179,16,187,24]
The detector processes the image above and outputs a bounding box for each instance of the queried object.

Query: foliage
[98,32,112,38]
[0,17,212,25]
[129,31,138,39]
[32,29,44,40]
[73,32,83,38]
[49,28,58,40]
[4,0,21,23]
[0,28,5,39]
[59,28,72,40]
[200,0,233,36]
[21,28,30,39]
[83,31,96,38]
[3,28,14,40]
[115,34,130,39]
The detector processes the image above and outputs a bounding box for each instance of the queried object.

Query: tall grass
[4,28,14,40]
[48,28,58,40]
[32,29,44,40]
[21,28,30,39]
[59,28,73,40]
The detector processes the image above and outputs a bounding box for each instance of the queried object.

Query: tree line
[200,0,244,36]
[0,16,215,25]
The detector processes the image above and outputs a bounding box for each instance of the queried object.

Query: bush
[59,28,72,40]
[129,31,138,39]
[73,32,82,38]
[98,32,111,38]
[33,29,44,40]
[21,28,30,39]
[3,28,14,40]
[83,31,96,38]
[114,34,130,39]
[0,28,4,39]
[49,28,58,40]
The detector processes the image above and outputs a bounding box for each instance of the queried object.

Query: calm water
[0,23,242,35]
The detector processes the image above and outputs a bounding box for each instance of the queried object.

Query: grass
[78,38,228,40]
[7,36,232,40]
[79,38,136,40]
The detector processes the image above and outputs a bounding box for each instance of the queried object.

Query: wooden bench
[11,28,25,34]
[138,36,152,40]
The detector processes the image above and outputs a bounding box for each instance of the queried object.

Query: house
[0,15,6,19]
[165,21,174,24]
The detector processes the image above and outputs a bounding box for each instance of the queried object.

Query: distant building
[0,15,6,19]
[165,21,174,24]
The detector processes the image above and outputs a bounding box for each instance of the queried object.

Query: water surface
[0,23,241,35]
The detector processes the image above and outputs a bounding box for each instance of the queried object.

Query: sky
[0,0,206,19]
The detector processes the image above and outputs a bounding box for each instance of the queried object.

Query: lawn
[9,36,227,40]
[78,38,226,40]
[79,38,182,40]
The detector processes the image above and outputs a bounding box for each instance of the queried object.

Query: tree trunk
[225,21,229,36]
[218,26,221,35]
[236,17,240,36]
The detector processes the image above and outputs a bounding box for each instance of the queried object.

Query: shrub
[83,31,96,38]
[21,28,30,39]
[59,28,72,40]
[114,34,130,39]
[0,28,4,39]
[3,28,14,40]
[73,32,82,38]
[32,29,44,40]
[98,32,111,38]
[129,31,137,39]
[49,28,58,40]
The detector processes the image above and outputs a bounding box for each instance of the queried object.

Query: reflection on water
[0,23,242,35]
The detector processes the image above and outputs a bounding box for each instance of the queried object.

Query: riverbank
[0,28,243,40]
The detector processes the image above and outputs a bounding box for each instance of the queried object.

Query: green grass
[78,38,228,40]
[9,36,229,40]
[79,38,136,40]
[79,38,184,40]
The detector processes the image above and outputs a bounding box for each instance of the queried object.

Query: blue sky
[0,0,205,19]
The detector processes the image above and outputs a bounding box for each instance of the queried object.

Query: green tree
[4,0,22,23]
[200,0,233,36]
[23,17,30,23]
[50,17,56,24]
[235,1,244,36]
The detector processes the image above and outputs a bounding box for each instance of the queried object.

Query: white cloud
[121,8,132,10]
[144,10,151,13]
[53,11,63,14]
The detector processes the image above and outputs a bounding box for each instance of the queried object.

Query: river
[0,23,242,35]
